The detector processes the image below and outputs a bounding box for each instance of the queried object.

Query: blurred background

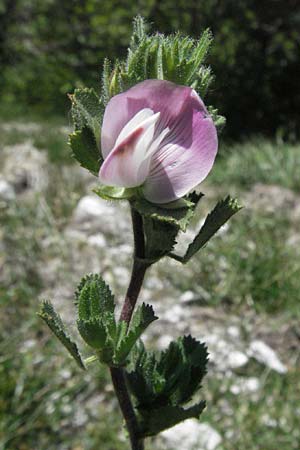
[0,1,299,450]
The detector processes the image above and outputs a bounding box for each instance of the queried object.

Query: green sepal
[100,16,225,128]
[37,301,85,370]
[93,185,138,201]
[69,127,102,176]
[132,192,203,232]
[132,192,203,261]
[173,196,242,264]
[114,304,158,364]
[207,105,227,132]
[139,402,206,437]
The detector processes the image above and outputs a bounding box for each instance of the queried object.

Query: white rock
[73,195,115,222]
[2,142,48,192]
[226,351,249,369]
[227,325,240,338]
[248,340,287,374]
[230,377,260,395]
[0,178,15,201]
[180,290,195,303]
[87,233,107,248]
[202,333,248,371]
[71,194,130,236]
[161,420,222,450]
[163,304,187,323]
[156,335,173,350]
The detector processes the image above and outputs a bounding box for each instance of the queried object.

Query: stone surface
[69,194,131,237]
[1,142,49,193]
[0,178,15,201]
[248,340,287,374]
[230,377,260,395]
[160,420,222,450]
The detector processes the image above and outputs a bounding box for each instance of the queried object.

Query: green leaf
[77,317,107,349]
[143,218,179,260]
[101,58,112,105]
[70,88,103,142]
[37,301,85,370]
[180,196,242,263]
[139,402,206,437]
[186,28,213,83]
[132,193,203,261]
[132,193,203,232]
[115,304,158,364]
[69,127,102,176]
[127,335,208,410]
[76,273,115,321]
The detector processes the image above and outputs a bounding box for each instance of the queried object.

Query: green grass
[202,368,300,450]
[212,138,300,192]
[168,210,300,317]
[0,118,73,164]
[1,118,300,449]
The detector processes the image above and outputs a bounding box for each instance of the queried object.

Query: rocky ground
[1,122,300,450]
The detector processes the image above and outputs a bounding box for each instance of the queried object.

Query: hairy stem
[110,367,144,450]
[110,207,149,450]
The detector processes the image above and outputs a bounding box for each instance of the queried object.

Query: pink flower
[99,80,218,204]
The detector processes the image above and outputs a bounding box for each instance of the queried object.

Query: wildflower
[99,80,217,204]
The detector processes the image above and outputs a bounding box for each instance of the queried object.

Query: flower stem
[110,206,149,450]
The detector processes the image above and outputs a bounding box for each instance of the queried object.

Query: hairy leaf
[69,127,102,176]
[139,402,206,437]
[38,301,85,370]
[115,304,158,364]
[127,335,208,409]
[181,196,242,263]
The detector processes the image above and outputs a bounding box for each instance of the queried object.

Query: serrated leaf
[77,317,107,349]
[38,301,85,370]
[76,274,115,321]
[181,196,242,263]
[71,88,103,142]
[127,335,208,411]
[69,127,102,176]
[115,304,158,364]
[132,193,203,261]
[143,218,179,260]
[132,194,202,232]
[139,402,206,437]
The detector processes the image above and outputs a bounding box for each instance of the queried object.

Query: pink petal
[143,105,218,204]
[99,109,161,188]
[101,80,205,158]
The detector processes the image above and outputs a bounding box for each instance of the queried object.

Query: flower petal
[143,106,218,204]
[99,109,161,188]
[100,80,203,158]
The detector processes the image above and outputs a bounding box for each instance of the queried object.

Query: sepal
[93,185,137,201]
[37,301,85,370]
[100,16,225,128]
[132,192,203,261]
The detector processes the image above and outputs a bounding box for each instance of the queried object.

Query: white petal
[99,110,161,188]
